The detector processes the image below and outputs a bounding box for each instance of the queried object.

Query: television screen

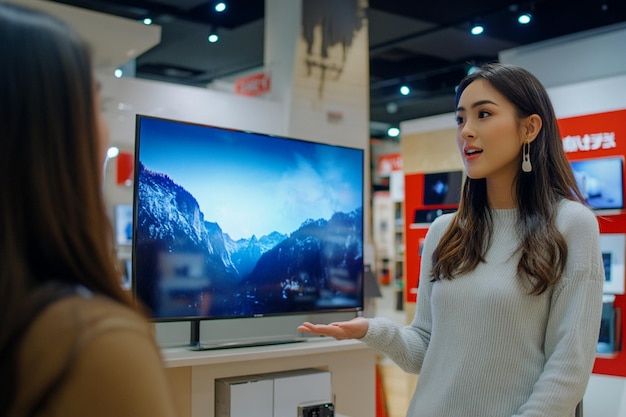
[570,156,624,210]
[132,115,364,322]
[597,302,617,354]
[422,171,463,207]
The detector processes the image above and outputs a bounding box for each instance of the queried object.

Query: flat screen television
[132,115,364,348]
[569,156,624,211]
[422,170,463,207]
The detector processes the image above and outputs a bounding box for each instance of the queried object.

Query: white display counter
[162,337,376,417]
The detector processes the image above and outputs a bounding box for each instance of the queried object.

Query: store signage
[562,132,616,153]
[377,153,402,176]
[116,151,134,186]
[559,109,625,156]
[234,72,271,96]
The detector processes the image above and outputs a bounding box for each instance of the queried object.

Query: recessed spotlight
[386,102,398,114]
[470,22,484,35]
[114,68,123,78]
[208,33,219,43]
[107,146,120,159]
[517,12,532,24]
[400,85,410,96]
[142,18,152,25]
[215,2,226,12]
[467,65,480,75]
[387,127,400,138]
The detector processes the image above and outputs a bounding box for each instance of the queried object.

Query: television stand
[162,338,376,417]
[189,337,304,351]
[187,319,305,351]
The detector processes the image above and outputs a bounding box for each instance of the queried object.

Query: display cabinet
[162,338,376,417]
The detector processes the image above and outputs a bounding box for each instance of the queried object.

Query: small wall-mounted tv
[132,115,364,347]
[570,156,624,211]
[422,170,463,207]
[599,233,625,295]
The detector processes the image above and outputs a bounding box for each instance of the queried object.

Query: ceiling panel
[45,0,626,132]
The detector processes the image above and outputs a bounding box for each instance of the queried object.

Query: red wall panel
[559,109,626,377]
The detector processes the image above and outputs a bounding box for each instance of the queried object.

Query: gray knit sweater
[362,200,604,417]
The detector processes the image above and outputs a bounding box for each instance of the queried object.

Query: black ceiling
[50,0,626,136]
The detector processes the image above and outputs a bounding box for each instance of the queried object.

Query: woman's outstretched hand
[297,317,369,340]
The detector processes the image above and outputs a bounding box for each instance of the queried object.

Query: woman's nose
[460,122,475,140]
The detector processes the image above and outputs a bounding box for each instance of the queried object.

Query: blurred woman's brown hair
[0,3,138,413]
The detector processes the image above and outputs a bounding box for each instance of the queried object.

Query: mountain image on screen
[134,162,363,319]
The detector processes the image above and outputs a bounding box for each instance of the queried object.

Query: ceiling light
[215,2,226,12]
[208,33,219,43]
[386,102,398,114]
[467,65,480,75]
[114,68,123,78]
[517,12,532,24]
[470,20,484,36]
[387,127,400,138]
[142,17,152,25]
[107,146,120,159]
[400,85,410,96]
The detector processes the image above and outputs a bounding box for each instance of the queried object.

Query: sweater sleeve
[514,202,604,417]
[361,213,451,374]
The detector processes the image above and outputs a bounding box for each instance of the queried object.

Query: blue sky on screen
[137,117,363,240]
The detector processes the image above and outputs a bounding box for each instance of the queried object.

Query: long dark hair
[0,3,137,413]
[432,63,584,295]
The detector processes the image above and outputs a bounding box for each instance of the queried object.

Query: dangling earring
[522,141,532,173]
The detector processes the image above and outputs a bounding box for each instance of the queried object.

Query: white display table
[162,337,376,417]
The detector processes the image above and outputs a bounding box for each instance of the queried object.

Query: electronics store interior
[18,0,626,416]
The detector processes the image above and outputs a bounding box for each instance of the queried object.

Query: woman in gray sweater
[298,63,604,416]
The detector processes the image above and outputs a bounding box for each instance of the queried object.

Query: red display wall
[404,173,428,303]
[403,172,461,302]
[558,108,626,377]
[403,108,626,377]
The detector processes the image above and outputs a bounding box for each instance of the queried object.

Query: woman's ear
[523,114,542,143]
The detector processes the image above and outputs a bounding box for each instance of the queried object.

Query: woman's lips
[464,147,483,160]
